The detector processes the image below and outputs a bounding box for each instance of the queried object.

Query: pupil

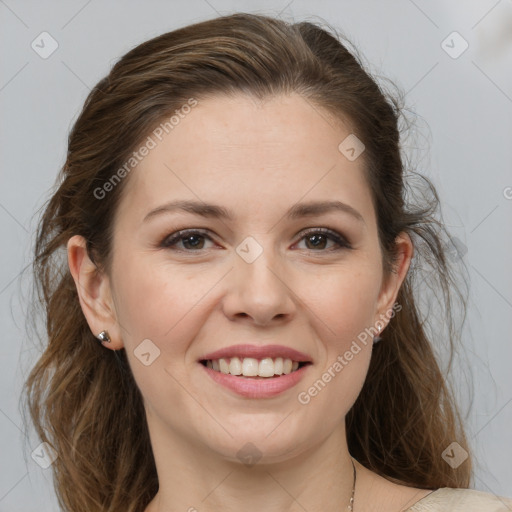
[308,234,325,249]
[185,235,202,249]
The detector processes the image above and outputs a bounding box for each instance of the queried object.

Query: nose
[222,241,296,326]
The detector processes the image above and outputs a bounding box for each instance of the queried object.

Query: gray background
[1,0,511,510]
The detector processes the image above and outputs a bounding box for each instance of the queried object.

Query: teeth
[229,357,242,375]
[219,358,230,374]
[242,357,259,376]
[258,358,274,377]
[205,357,304,377]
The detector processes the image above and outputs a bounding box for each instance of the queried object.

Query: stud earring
[96,330,111,344]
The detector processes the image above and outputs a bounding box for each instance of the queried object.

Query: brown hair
[22,12,472,512]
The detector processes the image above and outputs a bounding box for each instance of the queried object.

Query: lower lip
[199,363,311,398]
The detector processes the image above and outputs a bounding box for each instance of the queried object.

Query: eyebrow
[143,199,365,225]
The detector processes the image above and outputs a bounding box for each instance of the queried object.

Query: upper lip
[200,344,313,362]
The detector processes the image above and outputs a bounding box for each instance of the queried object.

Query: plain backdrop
[1,0,511,510]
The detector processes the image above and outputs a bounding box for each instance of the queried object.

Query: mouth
[199,357,312,379]
[198,349,313,398]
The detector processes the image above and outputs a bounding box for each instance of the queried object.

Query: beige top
[405,488,512,511]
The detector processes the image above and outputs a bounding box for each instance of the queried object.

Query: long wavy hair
[21,12,472,512]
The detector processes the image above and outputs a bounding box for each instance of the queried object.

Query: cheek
[296,270,377,411]
[111,260,203,415]
[115,272,178,341]
[112,250,205,342]
[308,265,380,351]
[297,267,378,411]
[111,255,225,390]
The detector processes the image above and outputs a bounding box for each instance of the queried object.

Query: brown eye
[160,228,351,254]
[295,228,351,252]
[161,230,214,251]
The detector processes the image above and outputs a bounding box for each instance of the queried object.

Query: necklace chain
[348,458,357,511]
[154,458,357,511]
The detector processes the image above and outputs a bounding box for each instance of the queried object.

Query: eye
[160,229,214,251]
[160,228,351,253]
[293,228,351,252]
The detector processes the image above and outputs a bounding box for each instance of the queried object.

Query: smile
[200,356,311,378]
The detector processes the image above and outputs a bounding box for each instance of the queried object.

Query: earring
[373,326,382,344]
[96,330,111,344]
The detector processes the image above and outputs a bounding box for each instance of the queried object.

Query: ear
[67,235,124,350]
[374,231,414,331]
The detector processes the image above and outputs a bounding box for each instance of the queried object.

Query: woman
[22,12,512,512]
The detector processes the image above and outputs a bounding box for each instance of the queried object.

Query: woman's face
[96,93,411,463]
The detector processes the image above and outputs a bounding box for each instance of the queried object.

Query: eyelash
[160,228,352,254]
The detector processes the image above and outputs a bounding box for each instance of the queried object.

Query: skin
[67,93,433,512]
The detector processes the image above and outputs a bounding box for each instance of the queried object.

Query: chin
[204,418,314,466]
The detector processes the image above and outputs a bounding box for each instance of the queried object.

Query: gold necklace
[348,458,357,511]
[153,458,358,511]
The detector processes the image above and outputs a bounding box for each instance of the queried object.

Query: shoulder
[407,487,512,511]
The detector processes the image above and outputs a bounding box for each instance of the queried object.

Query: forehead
[116,93,373,226]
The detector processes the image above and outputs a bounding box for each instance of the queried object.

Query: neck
[144,415,356,512]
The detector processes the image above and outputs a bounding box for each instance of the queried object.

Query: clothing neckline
[404,488,442,510]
